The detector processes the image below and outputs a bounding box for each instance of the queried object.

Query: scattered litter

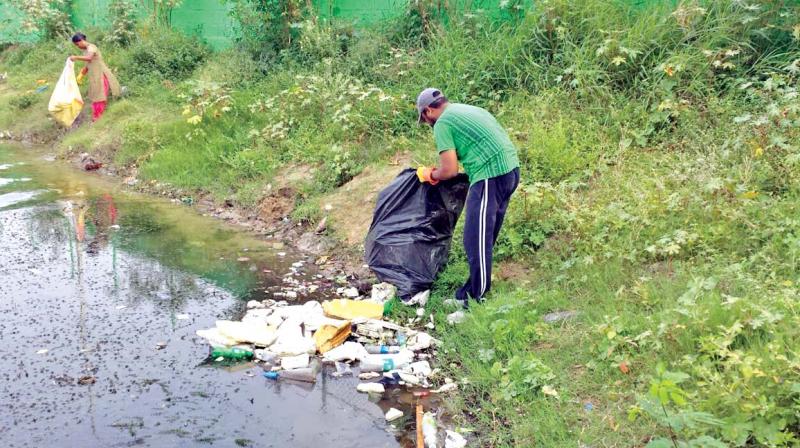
[447,311,466,325]
[371,282,397,304]
[216,320,277,347]
[270,327,315,356]
[584,402,594,412]
[360,350,414,372]
[323,299,383,320]
[36,349,48,355]
[416,308,426,317]
[197,328,238,347]
[356,383,385,394]
[332,361,353,377]
[176,313,190,320]
[442,298,461,309]
[77,375,96,385]
[408,290,430,307]
[365,344,401,354]
[192,288,450,432]
[542,385,559,397]
[211,346,253,360]
[340,287,360,298]
[155,341,167,350]
[384,370,421,386]
[254,349,278,364]
[385,408,404,422]
[422,412,438,448]
[542,310,579,323]
[408,360,432,377]
[323,341,369,362]
[281,353,310,370]
[435,383,458,394]
[237,257,250,262]
[115,305,126,310]
[313,320,351,353]
[264,360,320,383]
[239,309,268,325]
[445,430,467,448]
[358,372,381,380]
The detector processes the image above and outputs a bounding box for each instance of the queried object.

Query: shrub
[10,0,72,40]
[224,0,305,71]
[10,93,37,110]
[105,0,137,47]
[118,28,209,84]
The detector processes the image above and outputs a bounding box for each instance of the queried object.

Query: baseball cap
[416,88,443,123]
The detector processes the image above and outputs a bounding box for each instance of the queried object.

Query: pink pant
[92,75,110,122]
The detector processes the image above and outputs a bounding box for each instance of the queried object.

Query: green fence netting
[2,0,662,49]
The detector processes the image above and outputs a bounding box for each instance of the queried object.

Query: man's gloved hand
[76,72,85,85]
[416,166,439,185]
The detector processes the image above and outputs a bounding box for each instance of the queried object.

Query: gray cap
[416,88,443,123]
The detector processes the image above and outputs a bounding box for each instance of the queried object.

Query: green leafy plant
[119,28,209,83]
[10,0,72,39]
[106,0,137,46]
[224,0,306,70]
[144,0,182,26]
[10,92,37,110]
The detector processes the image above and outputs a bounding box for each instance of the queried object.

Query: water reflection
[0,144,401,447]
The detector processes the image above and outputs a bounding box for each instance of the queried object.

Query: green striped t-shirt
[433,103,519,185]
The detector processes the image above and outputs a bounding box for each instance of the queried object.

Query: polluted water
[0,144,450,447]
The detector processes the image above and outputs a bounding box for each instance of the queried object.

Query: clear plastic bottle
[365,345,401,354]
[263,360,320,383]
[359,350,413,372]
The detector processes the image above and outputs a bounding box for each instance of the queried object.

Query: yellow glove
[76,72,85,85]
[416,166,439,185]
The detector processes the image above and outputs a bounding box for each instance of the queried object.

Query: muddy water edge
[0,143,436,448]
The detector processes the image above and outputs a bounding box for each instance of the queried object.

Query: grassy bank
[1,0,799,446]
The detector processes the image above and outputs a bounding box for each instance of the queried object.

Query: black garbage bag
[365,168,469,301]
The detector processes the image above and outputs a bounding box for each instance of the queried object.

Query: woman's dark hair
[71,33,87,43]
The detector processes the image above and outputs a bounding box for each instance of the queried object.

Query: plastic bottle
[263,360,320,383]
[211,346,253,360]
[359,350,413,373]
[365,345,401,354]
[395,331,408,346]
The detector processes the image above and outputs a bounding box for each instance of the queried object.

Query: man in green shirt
[416,88,520,306]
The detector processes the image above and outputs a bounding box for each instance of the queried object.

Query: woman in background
[70,32,120,122]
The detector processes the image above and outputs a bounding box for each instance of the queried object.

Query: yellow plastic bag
[313,320,351,354]
[48,59,84,127]
[322,299,384,320]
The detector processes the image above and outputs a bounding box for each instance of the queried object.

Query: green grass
[1,0,799,446]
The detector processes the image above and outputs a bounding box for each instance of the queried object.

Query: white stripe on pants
[479,179,488,297]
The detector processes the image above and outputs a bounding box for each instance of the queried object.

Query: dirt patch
[258,187,296,222]
[322,152,411,246]
[495,260,531,282]
[257,164,319,223]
